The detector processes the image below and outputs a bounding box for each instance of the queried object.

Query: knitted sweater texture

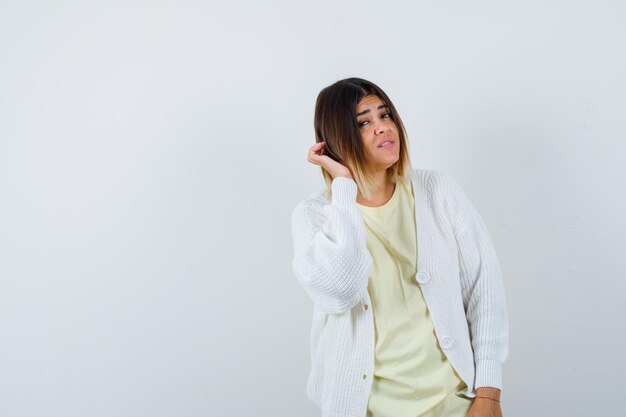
[289,168,509,417]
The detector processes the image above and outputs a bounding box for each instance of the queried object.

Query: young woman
[290,77,509,417]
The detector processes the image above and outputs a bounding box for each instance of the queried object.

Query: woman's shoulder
[301,187,329,207]
[412,168,458,193]
[291,188,328,225]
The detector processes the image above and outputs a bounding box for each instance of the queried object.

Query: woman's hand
[466,398,502,417]
[466,388,503,417]
[307,142,352,180]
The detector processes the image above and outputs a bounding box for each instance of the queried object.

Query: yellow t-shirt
[356,177,474,417]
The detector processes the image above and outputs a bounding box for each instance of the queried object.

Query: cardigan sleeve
[437,171,510,391]
[290,176,373,315]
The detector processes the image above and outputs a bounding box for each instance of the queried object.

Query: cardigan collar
[409,169,432,275]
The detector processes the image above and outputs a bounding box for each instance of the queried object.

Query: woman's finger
[308,149,331,167]
[308,143,325,160]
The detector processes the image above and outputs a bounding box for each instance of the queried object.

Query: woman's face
[355,94,400,172]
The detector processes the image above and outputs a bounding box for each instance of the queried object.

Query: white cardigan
[290,168,509,417]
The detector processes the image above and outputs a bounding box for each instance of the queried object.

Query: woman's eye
[358,113,390,127]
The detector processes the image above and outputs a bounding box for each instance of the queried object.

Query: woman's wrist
[475,386,501,402]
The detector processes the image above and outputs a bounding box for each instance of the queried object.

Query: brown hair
[313,77,413,201]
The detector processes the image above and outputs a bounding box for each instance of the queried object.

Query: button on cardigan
[289,168,509,417]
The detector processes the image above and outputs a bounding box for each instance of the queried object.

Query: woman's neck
[356,170,395,207]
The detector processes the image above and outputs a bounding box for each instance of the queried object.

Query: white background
[1,1,624,416]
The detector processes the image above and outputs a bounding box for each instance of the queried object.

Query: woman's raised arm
[290,176,373,315]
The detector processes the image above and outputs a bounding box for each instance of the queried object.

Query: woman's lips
[378,140,395,148]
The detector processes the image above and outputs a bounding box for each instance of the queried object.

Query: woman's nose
[376,123,389,134]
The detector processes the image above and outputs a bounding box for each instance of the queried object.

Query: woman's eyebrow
[356,104,389,117]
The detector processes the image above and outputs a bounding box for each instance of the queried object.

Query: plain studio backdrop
[1,1,624,416]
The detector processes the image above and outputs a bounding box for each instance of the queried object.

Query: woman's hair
[313,77,413,201]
